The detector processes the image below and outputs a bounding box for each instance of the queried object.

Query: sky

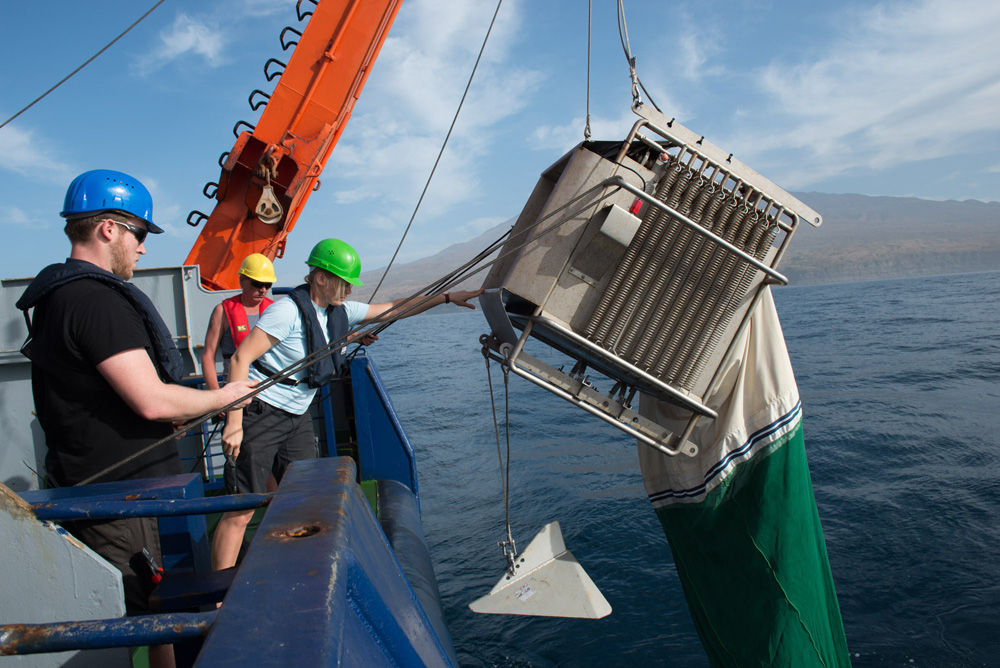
[1,0,998,283]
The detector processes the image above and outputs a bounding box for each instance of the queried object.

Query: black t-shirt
[29,279,180,486]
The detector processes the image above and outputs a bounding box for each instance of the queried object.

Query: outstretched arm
[98,349,255,422]
[361,288,484,324]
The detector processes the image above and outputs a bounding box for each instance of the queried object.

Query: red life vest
[221,294,274,349]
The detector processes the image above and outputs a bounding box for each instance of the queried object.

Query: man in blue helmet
[16,170,256,664]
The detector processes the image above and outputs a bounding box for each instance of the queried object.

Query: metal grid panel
[482,105,818,456]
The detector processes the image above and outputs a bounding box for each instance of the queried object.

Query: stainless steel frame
[481,104,818,456]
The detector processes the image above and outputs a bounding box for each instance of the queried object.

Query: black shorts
[64,516,161,615]
[224,398,317,494]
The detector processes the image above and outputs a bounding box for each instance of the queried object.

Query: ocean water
[370,270,1000,668]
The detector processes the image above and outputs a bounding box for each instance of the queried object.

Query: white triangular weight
[469,521,612,619]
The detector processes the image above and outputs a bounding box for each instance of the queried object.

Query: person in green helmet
[211,238,482,571]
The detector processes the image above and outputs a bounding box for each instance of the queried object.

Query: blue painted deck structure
[1,353,457,667]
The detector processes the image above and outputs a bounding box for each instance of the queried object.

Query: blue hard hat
[60,169,163,234]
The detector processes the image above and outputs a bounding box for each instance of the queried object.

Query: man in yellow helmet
[201,253,277,390]
[211,239,483,571]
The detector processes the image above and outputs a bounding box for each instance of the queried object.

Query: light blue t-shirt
[249,297,369,415]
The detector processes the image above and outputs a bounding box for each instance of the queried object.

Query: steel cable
[368,0,505,304]
[74,180,629,487]
[0,0,167,130]
[585,0,593,141]
[616,0,661,113]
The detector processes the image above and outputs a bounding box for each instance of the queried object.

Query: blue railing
[0,352,454,666]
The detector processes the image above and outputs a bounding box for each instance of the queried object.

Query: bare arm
[201,303,225,390]
[97,349,256,422]
[361,288,484,324]
[222,327,280,458]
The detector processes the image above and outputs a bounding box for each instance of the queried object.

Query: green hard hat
[306,238,363,286]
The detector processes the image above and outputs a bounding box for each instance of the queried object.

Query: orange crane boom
[185,0,403,290]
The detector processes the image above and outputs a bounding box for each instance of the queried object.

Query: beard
[110,234,134,280]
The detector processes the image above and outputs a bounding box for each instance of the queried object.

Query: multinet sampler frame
[481,104,822,457]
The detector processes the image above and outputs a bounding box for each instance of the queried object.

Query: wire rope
[368,0,505,304]
[616,0,662,113]
[189,420,223,474]
[0,0,167,130]
[483,342,517,567]
[74,178,626,487]
[61,1,668,488]
[584,0,593,141]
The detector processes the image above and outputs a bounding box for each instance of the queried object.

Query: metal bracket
[485,320,699,457]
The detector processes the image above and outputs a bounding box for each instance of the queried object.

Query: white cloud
[363,214,401,233]
[331,126,478,215]
[374,1,539,136]
[677,31,725,81]
[529,109,644,152]
[730,0,1000,188]
[0,124,75,183]
[0,206,48,229]
[327,0,542,219]
[237,0,288,18]
[134,13,228,74]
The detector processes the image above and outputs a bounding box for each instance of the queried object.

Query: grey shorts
[64,516,161,615]
[224,398,317,494]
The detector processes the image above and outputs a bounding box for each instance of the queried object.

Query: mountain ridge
[350,192,1000,302]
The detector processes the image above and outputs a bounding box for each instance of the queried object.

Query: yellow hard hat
[238,253,277,283]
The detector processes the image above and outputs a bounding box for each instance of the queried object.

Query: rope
[584,0,593,141]
[0,0,167,130]
[368,0,505,304]
[188,419,223,474]
[344,226,511,366]
[52,0,661,488]
[482,336,516,569]
[75,176,628,487]
[616,0,662,113]
[348,175,625,356]
[501,364,514,566]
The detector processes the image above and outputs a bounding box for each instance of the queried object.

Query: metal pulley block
[255,184,283,224]
[255,149,284,225]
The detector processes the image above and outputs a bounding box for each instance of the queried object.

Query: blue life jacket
[16,259,185,384]
[252,284,348,388]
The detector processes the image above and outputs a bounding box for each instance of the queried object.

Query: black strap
[252,360,301,386]
[17,260,184,383]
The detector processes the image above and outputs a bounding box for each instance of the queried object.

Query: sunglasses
[249,279,272,289]
[111,219,148,245]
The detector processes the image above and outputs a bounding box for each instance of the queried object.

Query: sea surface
[370,270,1000,668]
